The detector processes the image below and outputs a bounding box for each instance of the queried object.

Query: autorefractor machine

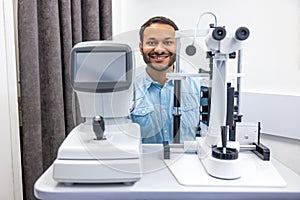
[52,42,142,184]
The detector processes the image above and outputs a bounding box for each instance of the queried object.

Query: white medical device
[198,25,249,179]
[167,14,251,179]
[52,41,142,184]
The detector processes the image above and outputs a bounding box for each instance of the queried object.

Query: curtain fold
[18,1,112,199]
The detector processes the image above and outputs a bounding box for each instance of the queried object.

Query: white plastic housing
[53,122,142,183]
[76,87,132,118]
[201,153,242,180]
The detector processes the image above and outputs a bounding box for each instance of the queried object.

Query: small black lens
[212,27,226,41]
[235,27,250,41]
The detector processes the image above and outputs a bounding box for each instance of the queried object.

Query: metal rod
[236,49,243,115]
[173,113,181,143]
[173,37,181,144]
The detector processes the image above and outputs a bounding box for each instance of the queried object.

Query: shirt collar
[144,71,154,89]
[143,68,174,89]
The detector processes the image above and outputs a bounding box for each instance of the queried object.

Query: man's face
[140,23,176,71]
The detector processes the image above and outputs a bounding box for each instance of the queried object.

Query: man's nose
[154,42,166,54]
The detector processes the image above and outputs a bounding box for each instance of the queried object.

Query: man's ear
[139,42,143,54]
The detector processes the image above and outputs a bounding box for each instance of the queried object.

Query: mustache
[148,52,173,57]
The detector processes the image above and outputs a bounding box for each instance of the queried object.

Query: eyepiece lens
[212,27,226,41]
[235,27,250,40]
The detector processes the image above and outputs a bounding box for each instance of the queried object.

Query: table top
[34,144,300,200]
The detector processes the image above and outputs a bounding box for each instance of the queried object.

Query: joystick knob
[93,116,105,140]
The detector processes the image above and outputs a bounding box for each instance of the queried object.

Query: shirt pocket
[131,105,163,141]
[131,106,155,127]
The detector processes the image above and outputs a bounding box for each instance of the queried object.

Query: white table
[34,144,300,200]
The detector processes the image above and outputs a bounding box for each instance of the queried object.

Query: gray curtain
[17,0,112,199]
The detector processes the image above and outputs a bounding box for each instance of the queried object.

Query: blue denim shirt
[131,69,201,143]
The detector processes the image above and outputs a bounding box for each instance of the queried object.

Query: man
[131,16,201,143]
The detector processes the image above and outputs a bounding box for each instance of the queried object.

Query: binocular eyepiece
[187,26,250,56]
[235,27,250,41]
[212,27,227,41]
[211,26,250,41]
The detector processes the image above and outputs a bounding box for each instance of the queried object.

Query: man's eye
[146,41,157,46]
[164,40,174,45]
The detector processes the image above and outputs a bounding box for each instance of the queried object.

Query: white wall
[112,0,300,96]
[112,0,300,174]
[0,0,23,199]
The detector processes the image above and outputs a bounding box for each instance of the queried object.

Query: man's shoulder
[135,70,148,88]
[133,70,151,100]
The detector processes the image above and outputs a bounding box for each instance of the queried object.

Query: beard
[142,51,176,72]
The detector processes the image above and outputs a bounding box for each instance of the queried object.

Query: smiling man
[140,21,177,85]
[131,16,201,143]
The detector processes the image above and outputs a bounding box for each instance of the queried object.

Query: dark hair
[139,16,179,42]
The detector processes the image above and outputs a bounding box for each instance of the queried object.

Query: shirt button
[164,130,167,133]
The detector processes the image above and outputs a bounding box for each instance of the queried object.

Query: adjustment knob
[93,116,105,140]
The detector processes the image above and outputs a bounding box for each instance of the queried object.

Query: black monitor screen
[75,52,127,83]
[71,43,133,93]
